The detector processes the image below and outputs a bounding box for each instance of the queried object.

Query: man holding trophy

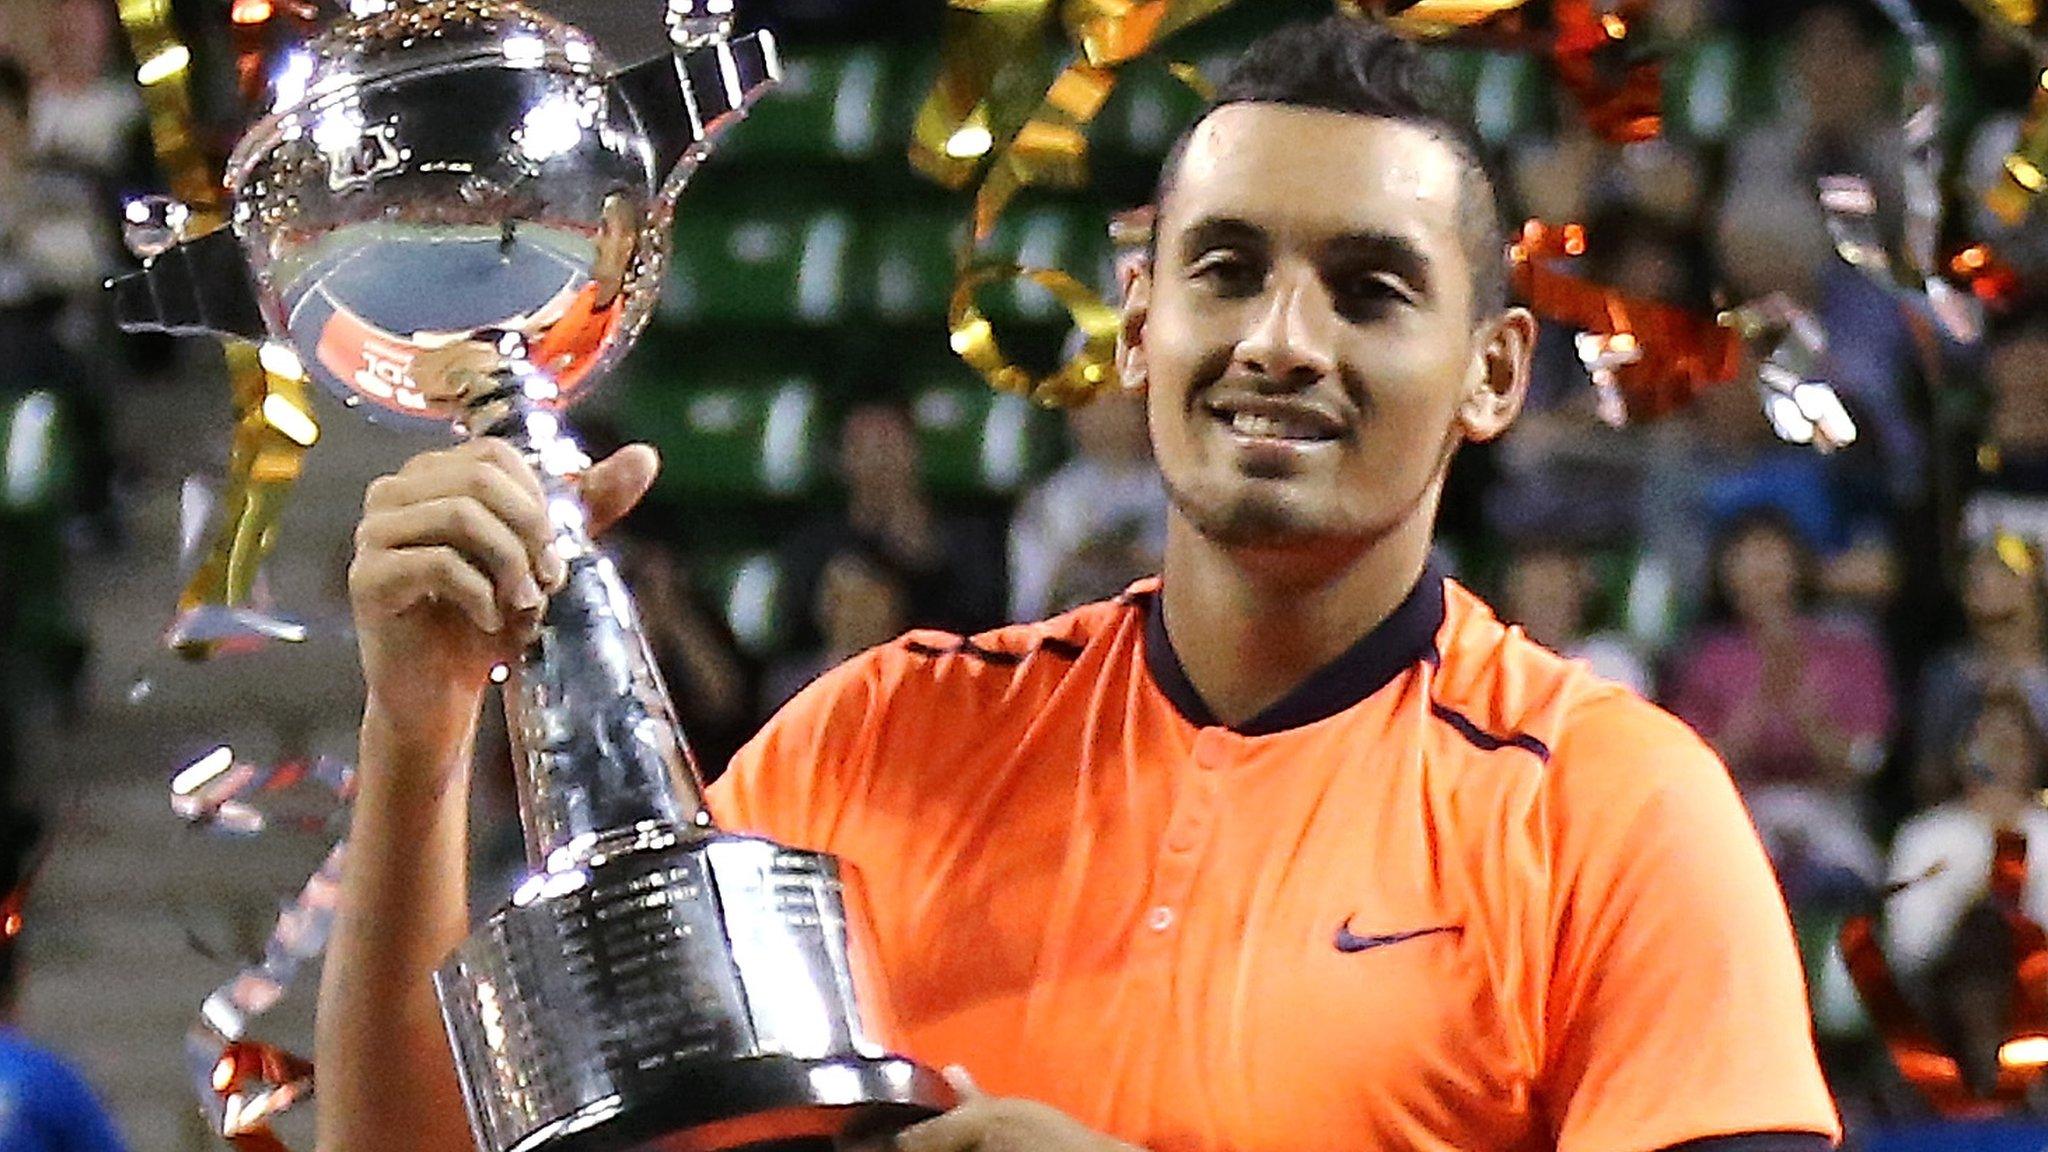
[314,12,1842,1152]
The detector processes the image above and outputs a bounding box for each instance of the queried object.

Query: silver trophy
[109,2,954,1149]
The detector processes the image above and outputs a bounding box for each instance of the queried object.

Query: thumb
[580,444,659,534]
[941,1064,984,1103]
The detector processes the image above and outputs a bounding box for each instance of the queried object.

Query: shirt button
[1147,905,1175,932]
[1192,728,1234,770]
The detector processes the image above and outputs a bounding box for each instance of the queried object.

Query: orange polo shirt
[706,565,1840,1152]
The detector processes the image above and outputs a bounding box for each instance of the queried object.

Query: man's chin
[1167,481,1362,552]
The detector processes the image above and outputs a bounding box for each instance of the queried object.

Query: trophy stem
[465,371,714,876]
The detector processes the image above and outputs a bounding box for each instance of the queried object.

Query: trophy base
[437,833,956,1152]
[516,1054,951,1152]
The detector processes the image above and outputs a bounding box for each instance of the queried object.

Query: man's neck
[1157,509,1434,728]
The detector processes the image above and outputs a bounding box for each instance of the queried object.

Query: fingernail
[512,577,543,612]
[482,603,505,633]
[544,553,568,590]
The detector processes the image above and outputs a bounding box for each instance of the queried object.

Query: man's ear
[1456,306,1537,443]
[1116,257,1152,394]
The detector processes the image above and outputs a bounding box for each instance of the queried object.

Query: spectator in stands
[0,58,103,391]
[0,806,128,1152]
[1718,3,1928,507]
[1008,391,1166,621]
[1486,214,1696,553]
[777,398,1006,648]
[1883,686,2048,1094]
[1508,89,1604,226]
[26,0,142,190]
[760,541,908,717]
[614,532,759,776]
[1972,316,2048,505]
[1912,536,2048,807]
[1666,507,1891,886]
[1638,353,1898,633]
[0,54,121,549]
[1726,3,1902,241]
[1499,542,1651,696]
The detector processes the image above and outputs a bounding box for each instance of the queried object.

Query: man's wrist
[359,692,480,800]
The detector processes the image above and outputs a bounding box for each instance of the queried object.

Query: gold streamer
[117,0,320,658]
[1062,0,1243,67]
[164,343,318,659]
[1334,0,1529,40]
[971,61,1118,240]
[910,1,1063,190]
[948,262,1123,407]
[921,0,1248,406]
[116,0,325,1143]
[119,0,220,220]
[1957,0,2044,54]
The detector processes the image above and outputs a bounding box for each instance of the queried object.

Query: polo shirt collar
[1142,560,1447,736]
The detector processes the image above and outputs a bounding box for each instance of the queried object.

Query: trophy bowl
[226,0,663,423]
[109,3,955,1149]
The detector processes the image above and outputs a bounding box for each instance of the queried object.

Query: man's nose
[1234,274,1338,389]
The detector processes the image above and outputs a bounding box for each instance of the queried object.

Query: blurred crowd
[0,0,150,788]
[5,0,2048,1144]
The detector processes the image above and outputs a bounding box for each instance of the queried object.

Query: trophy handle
[464,357,714,873]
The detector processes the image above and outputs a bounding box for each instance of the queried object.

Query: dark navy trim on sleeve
[1658,1133,1835,1152]
[1428,701,1552,762]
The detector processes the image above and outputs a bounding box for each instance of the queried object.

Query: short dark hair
[1153,17,1509,317]
[0,58,28,121]
[1702,504,1818,624]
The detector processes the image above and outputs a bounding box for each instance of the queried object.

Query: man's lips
[1203,395,1350,442]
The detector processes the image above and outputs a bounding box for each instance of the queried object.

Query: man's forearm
[315,702,480,1152]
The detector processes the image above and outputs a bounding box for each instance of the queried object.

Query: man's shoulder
[1435,581,1681,752]
[825,582,1153,708]
[1436,580,1729,812]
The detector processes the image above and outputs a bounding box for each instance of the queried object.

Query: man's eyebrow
[1324,231,1435,296]
[1177,216,1265,260]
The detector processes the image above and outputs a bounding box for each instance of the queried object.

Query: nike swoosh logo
[1334,918,1463,954]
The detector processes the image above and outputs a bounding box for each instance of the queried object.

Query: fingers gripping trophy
[108,2,954,1149]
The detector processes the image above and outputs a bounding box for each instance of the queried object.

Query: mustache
[1186,347,1371,416]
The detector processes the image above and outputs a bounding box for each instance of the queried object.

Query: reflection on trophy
[108,2,954,1149]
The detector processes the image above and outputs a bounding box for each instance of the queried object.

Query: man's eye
[1336,275,1412,317]
[1188,253,1261,295]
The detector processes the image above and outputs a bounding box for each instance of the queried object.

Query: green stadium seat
[1798,909,1874,1044]
[902,358,1064,495]
[0,388,80,689]
[0,389,69,514]
[980,205,1115,325]
[866,206,967,324]
[1092,59,1208,160]
[865,203,1115,327]
[719,44,894,163]
[661,199,860,327]
[1439,49,1550,149]
[1662,35,1750,145]
[615,365,825,500]
[693,549,787,655]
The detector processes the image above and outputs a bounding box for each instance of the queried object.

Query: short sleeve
[1541,696,1840,1152]
[706,650,891,854]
